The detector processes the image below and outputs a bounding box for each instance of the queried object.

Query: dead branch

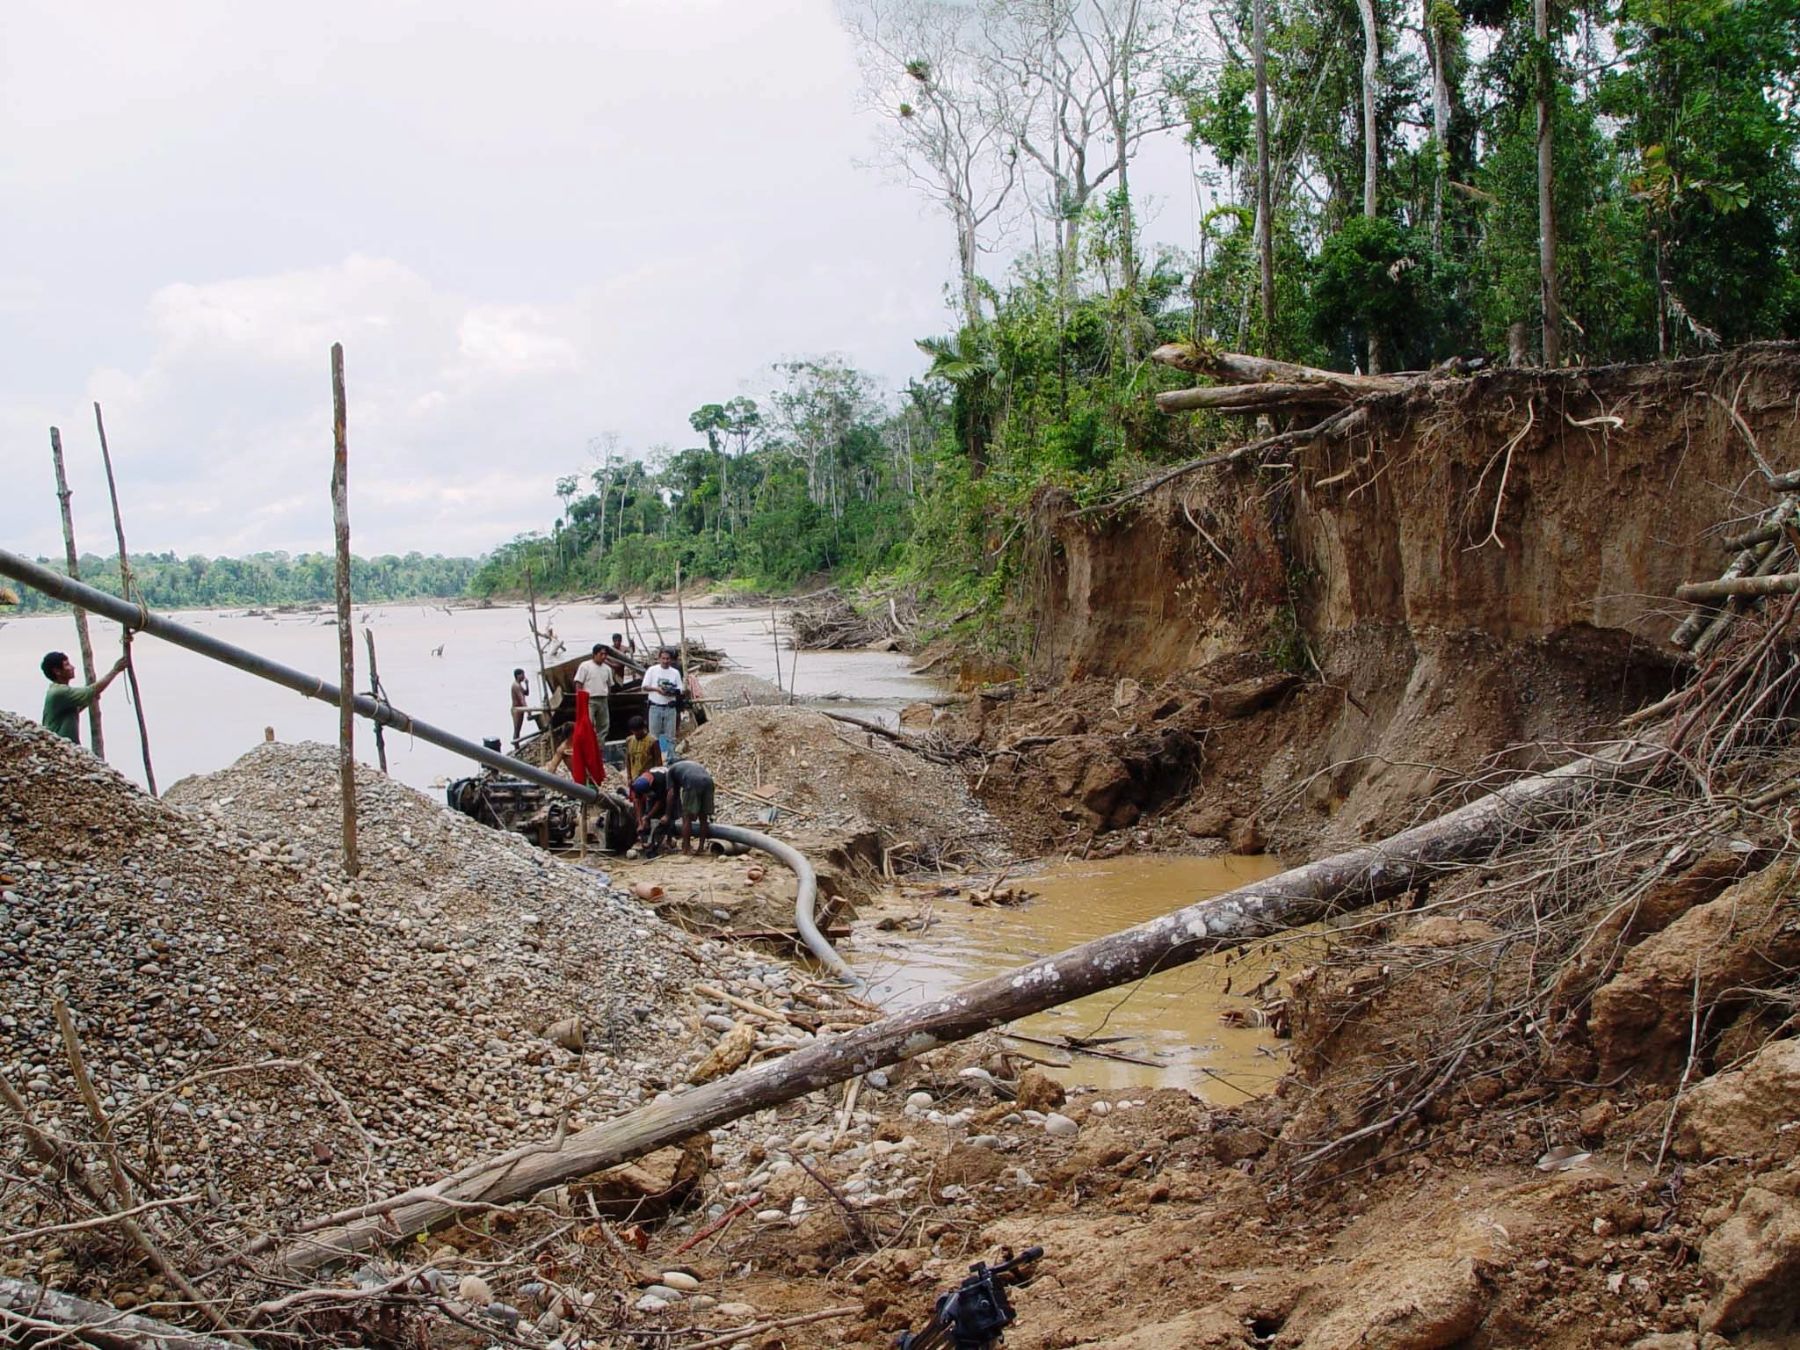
[1084,406,1368,514]
[1154,382,1346,414]
[0,1276,240,1350]
[0,1071,249,1345]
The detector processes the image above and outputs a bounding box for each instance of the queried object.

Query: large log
[1151,342,1409,395]
[279,739,1663,1274]
[1154,382,1346,415]
[1676,571,1800,602]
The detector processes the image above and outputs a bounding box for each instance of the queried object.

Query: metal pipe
[709,823,863,991]
[0,548,628,816]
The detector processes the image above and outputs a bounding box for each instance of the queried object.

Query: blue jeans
[649,702,678,759]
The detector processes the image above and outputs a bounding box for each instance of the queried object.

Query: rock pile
[0,717,814,1291]
[687,706,993,859]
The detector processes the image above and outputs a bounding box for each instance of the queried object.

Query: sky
[2,0,1201,560]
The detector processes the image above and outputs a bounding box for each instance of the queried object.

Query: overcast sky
[3,0,1200,560]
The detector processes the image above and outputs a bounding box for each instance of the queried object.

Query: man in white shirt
[572,643,616,743]
[645,647,684,758]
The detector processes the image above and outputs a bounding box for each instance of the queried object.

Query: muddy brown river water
[855,853,1296,1098]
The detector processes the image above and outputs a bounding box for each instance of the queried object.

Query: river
[0,599,940,795]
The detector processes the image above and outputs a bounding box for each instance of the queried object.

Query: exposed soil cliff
[1001,344,1800,852]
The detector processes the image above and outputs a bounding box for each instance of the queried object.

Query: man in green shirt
[41,649,127,745]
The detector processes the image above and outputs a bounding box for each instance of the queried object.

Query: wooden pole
[770,603,784,694]
[329,344,358,877]
[278,739,1665,1272]
[362,627,389,774]
[48,428,104,756]
[676,559,690,741]
[524,562,551,705]
[92,403,157,794]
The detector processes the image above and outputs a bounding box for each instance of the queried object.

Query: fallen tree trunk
[1676,571,1800,602]
[1154,382,1346,415]
[1150,342,1410,395]
[278,739,1662,1274]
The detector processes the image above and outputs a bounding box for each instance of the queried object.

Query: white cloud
[0,0,1195,564]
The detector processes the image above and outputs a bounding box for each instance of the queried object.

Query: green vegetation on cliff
[483,0,1800,637]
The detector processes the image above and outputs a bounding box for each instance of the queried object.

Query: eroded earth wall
[1030,343,1800,848]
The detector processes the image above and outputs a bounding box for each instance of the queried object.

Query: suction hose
[709,823,864,991]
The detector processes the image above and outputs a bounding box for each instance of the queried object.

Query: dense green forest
[471,0,1799,623]
[7,551,481,614]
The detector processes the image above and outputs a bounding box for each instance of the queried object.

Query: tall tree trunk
[1426,0,1450,254]
[1355,0,1384,373]
[1254,0,1276,355]
[956,203,983,332]
[1535,0,1561,366]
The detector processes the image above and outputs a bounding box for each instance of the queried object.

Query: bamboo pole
[92,403,157,794]
[362,627,389,774]
[330,344,358,877]
[279,739,1664,1273]
[48,427,104,756]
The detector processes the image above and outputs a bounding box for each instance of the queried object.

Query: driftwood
[279,739,1662,1273]
[786,588,916,651]
[0,1275,240,1350]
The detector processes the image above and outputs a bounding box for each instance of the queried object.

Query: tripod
[897,1247,1044,1350]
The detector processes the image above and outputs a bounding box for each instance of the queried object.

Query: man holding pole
[41,649,127,746]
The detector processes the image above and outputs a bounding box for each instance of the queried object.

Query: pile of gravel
[685,706,991,857]
[695,671,788,707]
[0,718,789,1260]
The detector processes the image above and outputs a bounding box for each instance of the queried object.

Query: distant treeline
[6,550,484,613]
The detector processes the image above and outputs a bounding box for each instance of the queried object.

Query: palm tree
[917,332,998,475]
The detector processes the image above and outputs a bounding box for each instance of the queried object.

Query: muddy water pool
[853,853,1299,1100]
[0,600,940,795]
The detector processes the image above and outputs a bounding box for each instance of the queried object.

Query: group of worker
[38,629,718,861]
[512,638,717,858]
